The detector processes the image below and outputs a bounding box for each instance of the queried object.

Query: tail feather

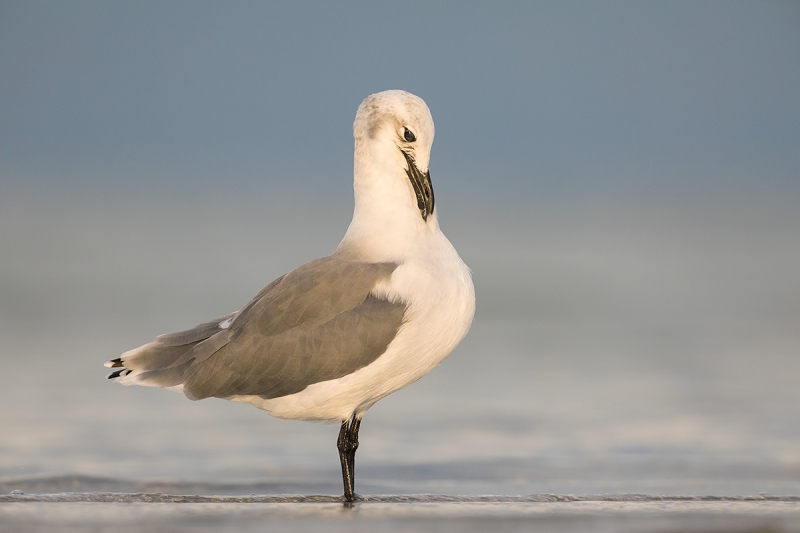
[105,313,236,391]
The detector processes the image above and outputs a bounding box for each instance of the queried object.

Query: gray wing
[110,256,405,401]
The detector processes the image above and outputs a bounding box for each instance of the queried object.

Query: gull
[105,90,475,502]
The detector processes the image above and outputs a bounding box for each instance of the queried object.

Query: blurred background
[1,1,799,496]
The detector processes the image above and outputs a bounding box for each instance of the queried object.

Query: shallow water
[2,498,800,533]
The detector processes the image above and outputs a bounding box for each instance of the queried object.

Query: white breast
[237,230,475,422]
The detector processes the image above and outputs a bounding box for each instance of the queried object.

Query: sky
[1,1,799,488]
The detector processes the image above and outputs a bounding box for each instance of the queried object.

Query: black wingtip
[107,369,130,380]
[107,358,124,368]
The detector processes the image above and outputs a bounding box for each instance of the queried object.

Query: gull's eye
[403,127,416,143]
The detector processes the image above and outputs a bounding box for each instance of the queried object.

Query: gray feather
[183,294,405,400]
[155,312,238,346]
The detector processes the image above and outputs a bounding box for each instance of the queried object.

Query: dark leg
[337,413,361,503]
[337,420,352,501]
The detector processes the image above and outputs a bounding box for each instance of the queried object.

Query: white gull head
[338,90,439,262]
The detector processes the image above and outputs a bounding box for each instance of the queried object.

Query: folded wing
[107,256,405,401]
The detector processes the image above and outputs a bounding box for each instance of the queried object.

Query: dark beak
[402,151,435,221]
